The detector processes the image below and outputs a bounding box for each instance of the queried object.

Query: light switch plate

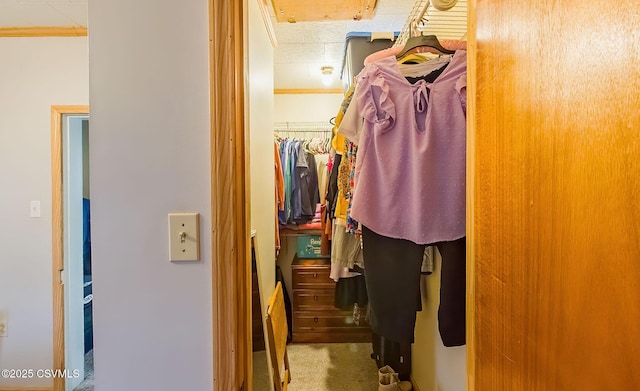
[30,200,41,218]
[168,213,200,262]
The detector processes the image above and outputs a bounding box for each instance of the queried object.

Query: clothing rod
[416,0,431,23]
[275,130,329,133]
[394,0,431,47]
[274,121,333,130]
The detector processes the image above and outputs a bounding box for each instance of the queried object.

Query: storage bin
[296,235,323,258]
[341,32,398,89]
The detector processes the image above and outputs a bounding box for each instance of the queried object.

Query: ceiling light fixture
[321,66,334,86]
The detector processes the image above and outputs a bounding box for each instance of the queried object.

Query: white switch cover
[30,200,41,218]
[168,213,200,262]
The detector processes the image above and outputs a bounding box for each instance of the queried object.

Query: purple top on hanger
[339,50,467,245]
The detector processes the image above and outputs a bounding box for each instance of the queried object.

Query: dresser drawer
[293,311,368,332]
[290,256,370,343]
[293,290,337,311]
[292,267,334,289]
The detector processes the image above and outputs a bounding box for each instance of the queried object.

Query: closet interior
[260,0,469,389]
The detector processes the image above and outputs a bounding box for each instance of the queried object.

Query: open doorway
[52,106,93,391]
[245,0,469,389]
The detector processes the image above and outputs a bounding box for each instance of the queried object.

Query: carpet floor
[73,349,94,391]
[73,343,378,391]
[254,342,380,391]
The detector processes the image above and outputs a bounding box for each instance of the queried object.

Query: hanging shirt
[274,141,285,252]
[289,140,301,223]
[339,51,467,245]
[278,140,290,225]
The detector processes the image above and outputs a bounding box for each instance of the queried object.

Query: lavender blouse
[339,51,467,245]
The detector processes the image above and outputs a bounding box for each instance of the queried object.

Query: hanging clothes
[325,88,364,282]
[275,135,326,227]
[274,140,285,254]
[339,51,467,245]
[297,151,320,222]
[338,50,468,347]
[345,139,359,234]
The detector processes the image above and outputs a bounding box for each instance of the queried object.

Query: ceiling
[270,0,467,90]
[0,0,86,27]
[0,0,467,90]
[271,0,414,90]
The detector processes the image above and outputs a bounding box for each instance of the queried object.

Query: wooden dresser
[291,256,370,343]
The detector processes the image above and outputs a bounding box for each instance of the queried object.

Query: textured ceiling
[271,0,468,90]
[0,0,467,90]
[271,0,415,90]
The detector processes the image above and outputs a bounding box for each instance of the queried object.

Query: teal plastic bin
[296,235,323,258]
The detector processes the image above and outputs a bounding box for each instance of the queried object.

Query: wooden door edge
[210,1,252,390]
[51,105,89,391]
[466,0,477,389]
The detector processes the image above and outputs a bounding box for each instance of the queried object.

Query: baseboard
[0,387,52,391]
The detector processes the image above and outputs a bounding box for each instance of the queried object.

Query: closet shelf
[279,228,322,237]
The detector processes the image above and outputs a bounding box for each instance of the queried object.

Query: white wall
[247,0,276,309]
[412,251,467,391]
[0,37,88,388]
[88,0,212,389]
[274,94,343,123]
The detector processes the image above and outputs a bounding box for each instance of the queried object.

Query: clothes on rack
[317,85,371,326]
[275,135,324,227]
[330,218,363,280]
[325,84,362,266]
[324,152,341,222]
[275,141,285,254]
[276,128,333,155]
[336,48,468,348]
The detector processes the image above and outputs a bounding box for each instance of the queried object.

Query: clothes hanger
[397,53,430,64]
[395,34,455,59]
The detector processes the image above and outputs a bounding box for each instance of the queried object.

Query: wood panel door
[468,0,640,390]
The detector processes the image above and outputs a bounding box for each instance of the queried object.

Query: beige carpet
[254,343,380,391]
[73,349,94,391]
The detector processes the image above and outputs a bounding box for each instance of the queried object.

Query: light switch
[30,200,41,218]
[168,213,200,262]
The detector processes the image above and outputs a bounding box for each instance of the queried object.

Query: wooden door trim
[51,105,89,391]
[0,27,87,37]
[210,1,252,390]
[466,0,477,389]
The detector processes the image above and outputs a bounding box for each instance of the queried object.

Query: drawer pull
[313,273,318,278]
[313,295,318,301]
[314,317,319,323]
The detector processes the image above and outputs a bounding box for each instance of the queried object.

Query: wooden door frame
[51,105,90,391]
[210,0,252,390]
[466,0,477,389]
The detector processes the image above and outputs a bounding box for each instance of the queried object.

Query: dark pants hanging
[362,226,424,344]
[362,226,466,347]
[435,237,466,347]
